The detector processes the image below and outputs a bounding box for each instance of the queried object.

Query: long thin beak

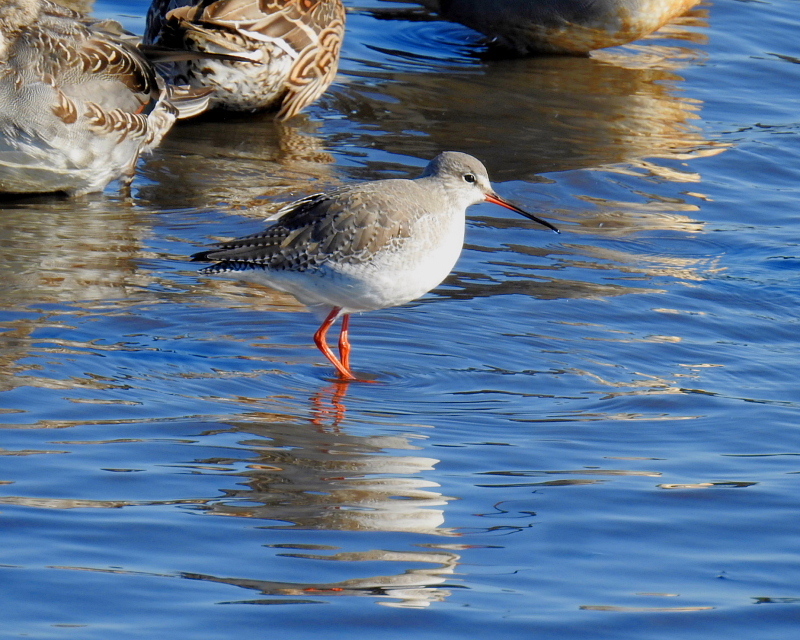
[485,192,559,233]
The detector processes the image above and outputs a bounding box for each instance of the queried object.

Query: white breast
[238,206,468,316]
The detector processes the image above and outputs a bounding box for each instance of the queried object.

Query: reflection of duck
[331,44,719,178]
[420,0,701,54]
[144,0,346,119]
[0,0,206,195]
[0,196,152,395]
[137,115,338,210]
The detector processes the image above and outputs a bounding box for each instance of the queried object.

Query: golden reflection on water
[336,6,717,175]
[138,117,339,212]
[554,246,722,282]
[336,54,721,175]
[0,200,149,305]
[0,198,153,394]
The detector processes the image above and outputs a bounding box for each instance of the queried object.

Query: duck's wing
[0,3,189,194]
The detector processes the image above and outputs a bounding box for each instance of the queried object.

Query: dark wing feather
[191,192,335,271]
[192,182,425,273]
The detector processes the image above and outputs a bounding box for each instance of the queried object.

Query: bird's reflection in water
[309,382,350,429]
[181,545,462,608]
[203,411,454,534]
[0,196,155,395]
[182,393,462,607]
[333,51,723,180]
[0,197,148,306]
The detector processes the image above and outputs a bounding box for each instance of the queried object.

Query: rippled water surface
[2,1,800,638]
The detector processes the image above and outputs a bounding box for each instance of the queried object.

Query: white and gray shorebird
[192,152,559,381]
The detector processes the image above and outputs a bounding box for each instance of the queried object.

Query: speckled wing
[192,183,431,274]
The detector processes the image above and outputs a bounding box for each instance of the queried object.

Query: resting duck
[144,0,346,119]
[0,0,207,196]
[424,0,701,55]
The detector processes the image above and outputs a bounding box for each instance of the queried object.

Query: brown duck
[144,0,346,119]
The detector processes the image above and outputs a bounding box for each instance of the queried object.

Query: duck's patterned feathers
[0,0,204,195]
[144,0,345,118]
[5,2,157,101]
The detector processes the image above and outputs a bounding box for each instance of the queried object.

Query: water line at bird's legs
[338,314,352,370]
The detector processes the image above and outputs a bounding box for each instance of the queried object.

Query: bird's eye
[463,173,477,184]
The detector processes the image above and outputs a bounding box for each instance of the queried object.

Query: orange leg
[313,307,357,381]
[338,314,352,370]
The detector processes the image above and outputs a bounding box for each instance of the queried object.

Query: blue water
[1,1,799,638]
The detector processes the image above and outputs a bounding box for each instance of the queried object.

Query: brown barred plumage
[144,0,345,118]
[0,0,208,195]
